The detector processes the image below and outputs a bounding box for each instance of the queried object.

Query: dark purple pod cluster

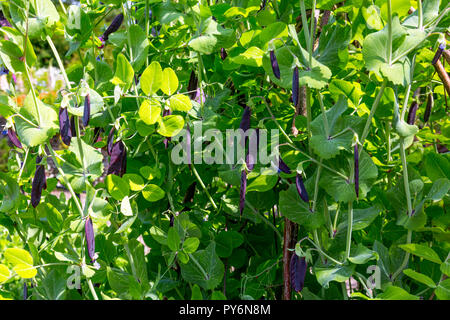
[239,170,247,216]
[188,71,198,99]
[432,43,445,65]
[107,141,127,177]
[59,107,72,146]
[424,91,433,123]
[31,157,47,208]
[102,13,124,42]
[107,127,115,156]
[85,216,96,263]
[292,66,299,107]
[290,254,307,293]
[239,106,251,132]
[295,174,309,202]
[220,48,228,60]
[82,94,90,127]
[270,50,281,79]
[7,128,22,149]
[354,144,359,199]
[0,11,11,27]
[23,283,28,300]
[277,157,291,174]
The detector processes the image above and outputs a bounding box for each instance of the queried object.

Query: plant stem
[360,79,387,150]
[400,138,413,216]
[309,0,317,67]
[418,0,423,29]
[345,201,353,260]
[300,0,311,52]
[46,144,85,217]
[87,277,99,300]
[318,92,329,138]
[387,0,393,64]
[191,164,218,210]
[46,35,71,89]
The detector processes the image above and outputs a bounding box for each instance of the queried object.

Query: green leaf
[440,262,450,277]
[180,242,224,290]
[4,248,34,266]
[375,286,419,300]
[120,196,133,216]
[314,265,354,288]
[150,226,167,245]
[122,174,145,192]
[161,68,178,95]
[191,284,203,300]
[33,0,60,27]
[403,269,436,288]
[157,114,185,137]
[0,172,20,213]
[426,178,450,201]
[183,238,200,254]
[169,94,192,112]
[106,174,130,201]
[139,99,161,125]
[111,53,134,90]
[142,184,166,202]
[398,243,442,264]
[107,267,129,294]
[279,185,324,230]
[246,170,279,192]
[230,46,264,67]
[349,244,379,264]
[435,279,450,300]
[141,61,162,95]
[0,265,11,283]
[129,24,150,71]
[13,264,37,279]
[167,228,181,252]
[337,205,382,232]
[15,92,59,147]
[115,215,137,233]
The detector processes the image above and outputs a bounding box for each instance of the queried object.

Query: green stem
[87,278,99,300]
[360,79,387,149]
[306,88,312,153]
[387,0,392,64]
[418,0,423,29]
[303,237,343,265]
[318,92,329,138]
[46,144,85,217]
[345,201,353,260]
[308,0,316,67]
[17,148,29,183]
[191,165,218,210]
[300,0,311,53]
[400,138,413,216]
[392,230,412,280]
[46,35,71,89]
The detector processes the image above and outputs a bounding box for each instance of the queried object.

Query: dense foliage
[0,0,449,300]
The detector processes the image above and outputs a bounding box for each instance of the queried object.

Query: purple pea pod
[432,43,445,65]
[59,107,72,146]
[406,101,419,125]
[194,88,206,105]
[85,216,96,263]
[107,141,127,177]
[31,158,47,208]
[188,71,198,99]
[295,173,309,202]
[239,106,251,132]
[7,128,22,149]
[220,48,228,60]
[278,157,291,174]
[107,127,115,156]
[246,152,255,172]
[82,94,90,127]
[169,214,174,227]
[183,181,197,204]
[70,116,76,136]
[270,50,281,79]
[23,283,28,300]
[239,170,247,216]
[102,13,124,42]
[354,144,359,199]
[292,66,299,107]
[424,91,433,123]
[290,254,307,293]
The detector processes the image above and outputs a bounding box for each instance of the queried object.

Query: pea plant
[0,0,449,301]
